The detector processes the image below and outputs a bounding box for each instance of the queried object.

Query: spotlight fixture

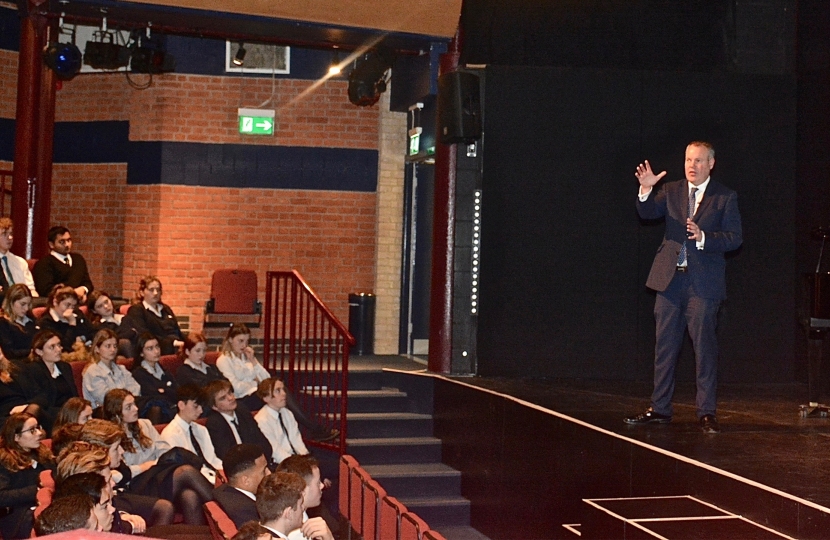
[131,45,175,73]
[43,41,82,81]
[84,32,130,70]
[347,49,396,107]
[233,43,246,66]
[328,49,341,76]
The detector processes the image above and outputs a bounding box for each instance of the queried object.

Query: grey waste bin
[348,293,375,355]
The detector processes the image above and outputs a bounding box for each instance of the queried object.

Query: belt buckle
[676,266,687,273]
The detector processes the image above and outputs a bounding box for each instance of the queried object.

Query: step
[397,496,471,527]
[347,412,434,438]
[347,388,410,413]
[346,436,443,465]
[363,463,461,498]
[345,369,385,390]
[434,526,492,540]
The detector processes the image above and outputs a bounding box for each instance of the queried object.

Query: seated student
[87,290,136,358]
[176,332,228,388]
[232,521,272,540]
[103,388,214,525]
[83,328,141,409]
[256,472,334,540]
[213,443,271,529]
[255,379,308,465]
[52,397,93,435]
[123,276,183,356]
[52,472,117,533]
[159,384,223,476]
[0,284,38,365]
[23,329,78,429]
[32,226,94,303]
[216,324,269,411]
[36,285,94,352]
[0,349,47,431]
[0,413,54,539]
[34,492,101,534]
[132,333,178,424]
[205,379,272,463]
[277,455,337,534]
[56,441,146,535]
[0,219,38,303]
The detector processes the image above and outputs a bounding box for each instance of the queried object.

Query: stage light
[43,42,82,81]
[347,49,396,106]
[84,34,130,70]
[328,50,341,76]
[233,43,246,66]
[131,46,175,74]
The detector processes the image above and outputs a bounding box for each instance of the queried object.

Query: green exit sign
[238,108,275,136]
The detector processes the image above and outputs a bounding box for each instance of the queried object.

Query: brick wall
[3,45,405,353]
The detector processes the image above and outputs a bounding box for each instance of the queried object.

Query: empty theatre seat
[380,496,407,540]
[349,466,368,537]
[362,477,387,540]
[339,455,359,525]
[207,269,259,314]
[401,511,430,540]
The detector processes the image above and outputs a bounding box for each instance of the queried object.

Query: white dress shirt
[255,405,308,464]
[160,414,223,470]
[123,418,171,478]
[216,352,270,398]
[0,251,37,295]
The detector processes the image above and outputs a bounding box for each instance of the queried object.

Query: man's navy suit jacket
[637,179,742,300]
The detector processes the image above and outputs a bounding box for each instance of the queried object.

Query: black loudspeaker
[437,71,482,144]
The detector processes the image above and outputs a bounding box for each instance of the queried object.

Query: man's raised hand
[635,160,667,190]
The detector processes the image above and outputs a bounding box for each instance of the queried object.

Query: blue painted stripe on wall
[0,6,20,52]
[0,118,13,161]
[50,121,376,191]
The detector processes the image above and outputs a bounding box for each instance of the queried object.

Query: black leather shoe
[700,415,720,433]
[624,408,672,425]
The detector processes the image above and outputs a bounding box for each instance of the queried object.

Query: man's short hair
[177,384,204,406]
[256,471,305,523]
[204,379,234,409]
[276,454,319,484]
[0,217,12,234]
[54,471,107,501]
[34,493,95,536]
[688,140,715,159]
[47,225,70,244]
[224,443,266,481]
[256,378,283,400]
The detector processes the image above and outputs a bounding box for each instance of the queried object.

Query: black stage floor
[450,377,830,510]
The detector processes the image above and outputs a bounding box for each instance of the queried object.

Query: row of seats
[340,455,446,540]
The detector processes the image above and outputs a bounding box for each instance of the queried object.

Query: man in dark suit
[32,226,94,302]
[213,443,270,528]
[204,379,274,463]
[625,141,742,433]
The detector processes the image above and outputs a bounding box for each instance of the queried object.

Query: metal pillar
[12,4,53,260]
[427,28,461,375]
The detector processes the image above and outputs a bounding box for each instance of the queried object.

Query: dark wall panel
[477,65,796,383]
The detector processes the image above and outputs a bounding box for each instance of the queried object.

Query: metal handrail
[263,270,354,454]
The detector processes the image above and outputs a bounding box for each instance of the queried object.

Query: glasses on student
[19,425,42,435]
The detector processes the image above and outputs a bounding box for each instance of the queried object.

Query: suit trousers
[651,271,721,419]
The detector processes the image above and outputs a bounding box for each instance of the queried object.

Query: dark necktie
[189,424,216,470]
[1,256,13,286]
[677,187,698,266]
[277,410,298,455]
[63,255,71,266]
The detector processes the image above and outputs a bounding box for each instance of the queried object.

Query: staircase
[344,364,489,540]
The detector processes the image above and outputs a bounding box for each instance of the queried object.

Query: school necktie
[677,187,698,266]
[1,256,13,285]
[189,424,216,470]
[277,410,298,455]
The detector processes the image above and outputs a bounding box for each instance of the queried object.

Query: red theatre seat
[401,511,430,540]
[209,269,259,314]
[349,466,368,537]
[380,495,407,540]
[362,477,387,540]
[339,454,359,524]
[204,501,238,540]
